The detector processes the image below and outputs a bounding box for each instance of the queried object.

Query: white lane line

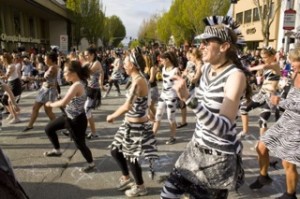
[21,91,38,98]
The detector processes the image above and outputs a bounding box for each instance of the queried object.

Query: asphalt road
[1,85,299,199]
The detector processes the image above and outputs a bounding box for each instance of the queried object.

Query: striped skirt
[261,109,300,166]
[110,121,158,162]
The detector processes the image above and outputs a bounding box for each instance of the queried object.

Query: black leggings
[111,148,143,185]
[45,113,93,163]
[106,79,120,94]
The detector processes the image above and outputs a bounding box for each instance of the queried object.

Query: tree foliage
[156,12,172,44]
[67,0,126,48]
[138,0,230,46]
[138,14,160,46]
[66,0,105,47]
[253,0,281,46]
[104,16,126,48]
[66,0,84,48]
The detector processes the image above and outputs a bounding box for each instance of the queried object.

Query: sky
[101,0,173,42]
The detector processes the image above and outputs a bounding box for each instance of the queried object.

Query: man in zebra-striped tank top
[160,16,252,199]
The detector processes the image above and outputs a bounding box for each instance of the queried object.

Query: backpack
[0,147,29,199]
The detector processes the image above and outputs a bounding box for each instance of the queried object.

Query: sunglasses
[201,38,224,46]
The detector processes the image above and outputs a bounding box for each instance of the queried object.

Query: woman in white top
[153,51,180,145]
[0,53,22,124]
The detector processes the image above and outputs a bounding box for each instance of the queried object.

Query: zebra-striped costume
[111,82,158,162]
[240,68,280,128]
[161,63,244,199]
[155,66,179,122]
[261,86,300,166]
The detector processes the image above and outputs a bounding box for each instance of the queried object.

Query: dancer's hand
[172,75,189,102]
[106,114,114,123]
[45,101,52,107]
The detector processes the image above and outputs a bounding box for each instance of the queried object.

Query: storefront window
[29,18,35,38]
[253,7,260,21]
[14,12,21,35]
[236,12,243,24]
[244,9,252,23]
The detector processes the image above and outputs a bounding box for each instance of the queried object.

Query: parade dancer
[152,51,180,145]
[0,53,22,124]
[240,47,281,138]
[23,52,58,132]
[84,47,104,139]
[160,16,251,199]
[44,60,95,173]
[107,50,158,197]
[249,48,300,199]
[0,79,20,130]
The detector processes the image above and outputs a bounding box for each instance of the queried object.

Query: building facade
[232,0,281,50]
[0,0,72,52]
[232,0,300,51]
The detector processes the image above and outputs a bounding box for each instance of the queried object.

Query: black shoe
[276,192,297,199]
[166,137,176,145]
[80,164,96,173]
[176,123,188,129]
[22,126,33,132]
[249,174,273,189]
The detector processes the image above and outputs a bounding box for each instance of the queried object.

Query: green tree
[129,39,141,49]
[141,0,230,46]
[157,12,172,45]
[105,15,126,48]
[253,0,281,46]
[66,0,84,48]
[81,0,105,45]
[138,14,159,45]
[66,0,105,47]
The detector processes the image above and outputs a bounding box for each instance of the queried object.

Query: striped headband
[129,52,140,70]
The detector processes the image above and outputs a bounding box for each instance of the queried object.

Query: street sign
[283,9,296,30]
[60,35,68,53]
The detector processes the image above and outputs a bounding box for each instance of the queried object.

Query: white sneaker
[117,177,134,191]
[9,118,21,124]
[5,114,13,121]
[238,131,247,139]
[125,184,148,197]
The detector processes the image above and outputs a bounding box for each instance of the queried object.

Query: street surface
[1,85,300,199]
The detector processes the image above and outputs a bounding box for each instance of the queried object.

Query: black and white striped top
[160,66,179,99]
[192,63,243,154]
[65,81,87,119]
[125,96,148,118]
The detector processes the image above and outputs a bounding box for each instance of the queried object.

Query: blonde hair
[143,54,152,75]
[191,47,202,60]
[2,53,13,65]
[288,48,300,62]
